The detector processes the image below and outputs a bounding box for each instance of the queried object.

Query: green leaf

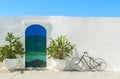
[0,32,25,61]
[46,35,75,59]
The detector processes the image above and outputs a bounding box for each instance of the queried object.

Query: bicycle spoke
[69,57,84,71]
[93,58,107,71]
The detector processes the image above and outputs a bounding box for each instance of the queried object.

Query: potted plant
[0,32,24,70]
[46,35,75,70]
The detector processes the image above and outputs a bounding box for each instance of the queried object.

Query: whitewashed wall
[0,16,120,70]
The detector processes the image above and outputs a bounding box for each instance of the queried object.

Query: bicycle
[69,51,107,71]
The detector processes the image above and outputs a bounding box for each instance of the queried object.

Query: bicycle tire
[93,58,107,71]
[69,57,84,71]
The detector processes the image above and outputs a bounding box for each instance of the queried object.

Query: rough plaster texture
[0,16,120,70]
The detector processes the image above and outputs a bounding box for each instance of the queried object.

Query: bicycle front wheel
[69,57,84,71]
[93,58,107,71]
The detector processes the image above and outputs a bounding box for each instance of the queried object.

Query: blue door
[25,24,46,67]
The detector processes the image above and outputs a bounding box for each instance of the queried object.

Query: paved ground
[0,69,120,79]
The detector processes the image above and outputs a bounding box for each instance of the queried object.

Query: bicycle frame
[69,52,106,71]
[78,52,101,70]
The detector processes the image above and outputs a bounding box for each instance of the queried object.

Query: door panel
[25,24,46,67]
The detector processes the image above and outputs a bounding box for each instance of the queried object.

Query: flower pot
[47,58,66,71]
[54,59,66,70]
[4,59,18,70]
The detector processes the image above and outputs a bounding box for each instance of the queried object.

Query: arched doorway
[25,24,46,67]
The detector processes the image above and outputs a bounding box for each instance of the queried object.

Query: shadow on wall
[46,23,53,42]
[65,48,80,69]
[72,48,80,58]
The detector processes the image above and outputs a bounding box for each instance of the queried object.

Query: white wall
[0,16,120,70]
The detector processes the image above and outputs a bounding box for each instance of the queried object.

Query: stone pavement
[0,69,120,79]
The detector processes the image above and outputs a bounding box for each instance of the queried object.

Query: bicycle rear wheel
[69,57,84,71]
[93,58,107,71]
